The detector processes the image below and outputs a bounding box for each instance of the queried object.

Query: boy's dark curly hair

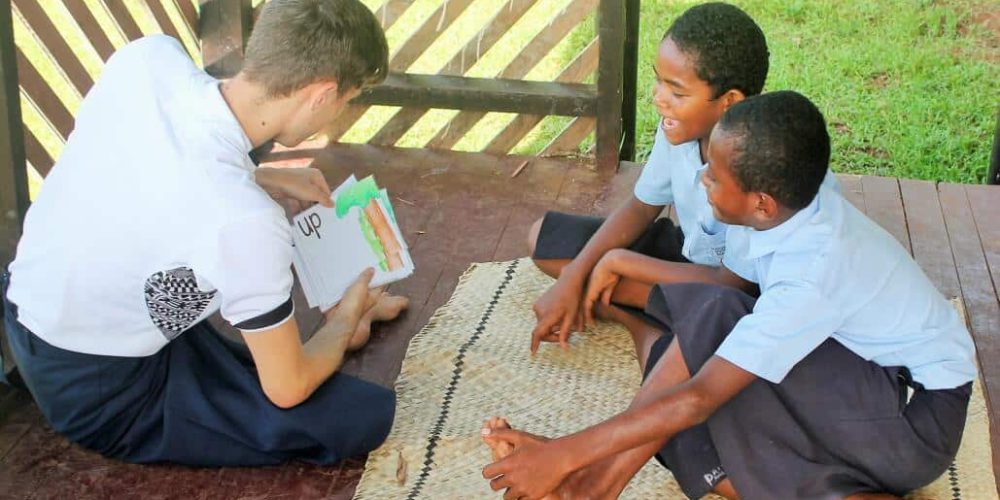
[717,91,830,209]
[665,3,769,98]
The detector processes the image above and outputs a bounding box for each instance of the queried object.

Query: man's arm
[241,269,379,409]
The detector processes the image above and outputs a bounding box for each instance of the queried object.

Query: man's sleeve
[714,281,841,383]
[633,131,674,206]
[211,211,296,332]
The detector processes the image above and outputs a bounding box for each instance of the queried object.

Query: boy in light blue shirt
[481,91,975,500]
[526,3,838,357]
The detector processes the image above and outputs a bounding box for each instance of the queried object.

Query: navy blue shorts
[643,283,971,499]
[533,210,687,263]
[1,271,395,466]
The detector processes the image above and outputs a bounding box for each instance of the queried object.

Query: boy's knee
[526,217,544,256]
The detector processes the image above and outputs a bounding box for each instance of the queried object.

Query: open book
[291,175,414,310]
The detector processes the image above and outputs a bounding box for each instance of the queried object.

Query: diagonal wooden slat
[389,0,475,72]
[173,0,198,37]
[484,37,598,154]
[861,176,912,254]
[103,0,144,42]
[63,2,116,61]
[15,48,72,140]
[12,0,94,96]
[376,0,414,30]
[21,124,53,177]
[899,179,961,299]
[145,1,183,44]
[368,107,428,146]
[427,0,598,150]
[368,0,538,147]
[540,116,594,156]
[318,0,419,142]
[439,0,537,76]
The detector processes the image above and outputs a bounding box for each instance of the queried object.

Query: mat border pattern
[405,260,520,499]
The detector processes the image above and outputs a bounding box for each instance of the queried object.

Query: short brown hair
[242,0,388,97]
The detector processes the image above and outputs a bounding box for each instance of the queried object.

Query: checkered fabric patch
[144,267,216,341]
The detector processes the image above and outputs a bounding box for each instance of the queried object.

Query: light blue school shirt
[634,128,840,266]
[718,186,977,390]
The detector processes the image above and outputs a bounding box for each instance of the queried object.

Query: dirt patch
[868,72,890,89]
[831,121,853,135]
[957,3,1000,62]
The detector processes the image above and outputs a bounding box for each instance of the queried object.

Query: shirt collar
[744,189,823,259]
[199,75,254,169]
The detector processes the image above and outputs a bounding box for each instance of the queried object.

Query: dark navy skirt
[1,272,395,466]
[643,283,971,500]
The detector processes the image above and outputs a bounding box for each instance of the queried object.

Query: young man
[2,0,407,466]
[483,91,976,499]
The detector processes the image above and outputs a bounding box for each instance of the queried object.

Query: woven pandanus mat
[354,259,995,499]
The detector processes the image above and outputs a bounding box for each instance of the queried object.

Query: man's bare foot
[347,294,409,351]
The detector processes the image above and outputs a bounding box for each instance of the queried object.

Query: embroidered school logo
[144,267,216,341]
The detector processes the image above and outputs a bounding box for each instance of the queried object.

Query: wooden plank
[374,0,413,31]
[966,185,1000,309]
[595,0,625,172]
[173,0,199,38]
[145,0,183,44]
[836,173,866,213]
[439,0,537,76]
[861,175,911,253]
[899,179,961,298]
[15,48,73,139]
[103,0,144,41]
[12,0,94,96]
[540,116,594,157]
[355,73,596,115]
[64,2,116,61]
[22,124,53,178]
[483,38,598,154]
[938,183,1000,486]
[620,0,639,161]
[0,0,28,230]
[389,0,474,72]
[199,0,252,78]
[368,107,427,146]
[428,0,598,151]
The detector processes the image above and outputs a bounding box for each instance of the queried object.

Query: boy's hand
[322,268,382,339]
[255,166,333,214]
[582,254,622,326]
[530,275,586,353]
[482,436,573,500]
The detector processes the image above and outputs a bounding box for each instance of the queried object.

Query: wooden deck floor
[0,143,997,499]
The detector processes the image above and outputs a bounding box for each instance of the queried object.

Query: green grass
[631,0,998,183]
[14,0,999,193]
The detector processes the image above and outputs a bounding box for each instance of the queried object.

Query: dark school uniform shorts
[641,282,972,500]
[532,210,688,263]
[1,271,395,467]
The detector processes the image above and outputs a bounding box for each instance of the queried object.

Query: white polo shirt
[634,127,840,266]
[7,36,295,357]
[718,186,977,390]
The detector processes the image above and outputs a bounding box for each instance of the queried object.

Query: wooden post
[989,108,999,185]
[619,0,640,162]
[0,0,27,240]
[596,0,625,173]
[199,0,253,78]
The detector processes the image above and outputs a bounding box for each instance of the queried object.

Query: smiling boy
[483,91,976,500]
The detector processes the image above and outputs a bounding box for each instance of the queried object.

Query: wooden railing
[0,0,639,255]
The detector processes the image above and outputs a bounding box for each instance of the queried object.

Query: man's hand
[320,268,382,340]
[482,431,573,500]
[255,166,333,214]
[581,252,622,326]
[530,273,587,353]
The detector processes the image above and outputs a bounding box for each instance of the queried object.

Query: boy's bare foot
[481,418,559,499]
[347,294,410,351]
